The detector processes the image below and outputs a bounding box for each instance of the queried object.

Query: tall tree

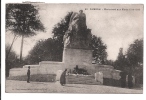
[126,39,143,84]
[126,39,143,68]
[114,48,127,71]
[6,4,45,62]
[91,35,107,64]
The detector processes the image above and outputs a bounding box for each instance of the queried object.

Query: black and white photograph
[5,3,143,94]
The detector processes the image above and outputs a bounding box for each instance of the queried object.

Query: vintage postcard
[5,3,143,94]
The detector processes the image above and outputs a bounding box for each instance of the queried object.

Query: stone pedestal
[63,48,92,68]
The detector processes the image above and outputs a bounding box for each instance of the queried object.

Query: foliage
[114,48,127,71]
[105,60,115,66]
[25,11,73,64]
[126,39,143,67]
[6,44,19,77]
[25,38,63,64]
[114,39,143,71]
[6,4,45,62]
[91,35,107,64]
[6,4,45,37]
[126,39,143,84]
[113,39,143,84]
[52,12,73,40]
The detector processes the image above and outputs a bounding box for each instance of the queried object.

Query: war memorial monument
[5,3,143,94]
[9,10,121,86]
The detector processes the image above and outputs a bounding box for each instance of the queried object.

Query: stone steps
[66,75,101,85]
[67,80,100,84]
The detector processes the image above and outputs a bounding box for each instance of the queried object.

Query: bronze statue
[63,10,91,49]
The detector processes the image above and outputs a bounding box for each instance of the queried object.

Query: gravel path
[6,80,143,94]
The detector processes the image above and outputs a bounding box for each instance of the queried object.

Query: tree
[91,35,107,64]
[105,60,115,66]
[25,38,63,64]
[126,39,143,84]
[113,39,143,84]
[126,39,143,68]
[6,44,19,77]
[52,11,73,41]
[6,4,45,62]
[114,48,127,71]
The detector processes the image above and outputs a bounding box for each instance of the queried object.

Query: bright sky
[5,4,143,61]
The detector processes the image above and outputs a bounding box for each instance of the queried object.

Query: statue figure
[78,10,87,30]
[63,10,91,49]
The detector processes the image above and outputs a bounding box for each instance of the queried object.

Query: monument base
[63,48,92,68]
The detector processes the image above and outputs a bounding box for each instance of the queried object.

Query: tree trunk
[6,34,17,77]
[20,35,24,62]
[6,34,17,60]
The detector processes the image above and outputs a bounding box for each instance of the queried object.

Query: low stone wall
[93,65,121,79]
[9,61,65,77]
[23,65,40,68]
[112,70,121,80]
[9,68,39,76]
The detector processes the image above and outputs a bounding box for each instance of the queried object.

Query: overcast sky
[6,4,143,61]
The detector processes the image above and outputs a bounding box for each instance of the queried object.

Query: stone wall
[23,65,40,68]
[9,68,38,76]
[9,61,66,76]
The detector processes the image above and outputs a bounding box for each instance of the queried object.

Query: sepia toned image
[5,3,143,93]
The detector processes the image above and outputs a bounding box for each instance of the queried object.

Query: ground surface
[6,80,143,94]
